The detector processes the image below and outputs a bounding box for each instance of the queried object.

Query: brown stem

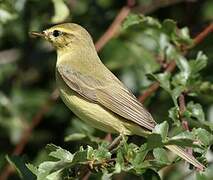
[138,23,213,103]
[193,23,213,47]
[179,93,186,114]
[178,93,193,157]
[178,93,190,131]
[138,82,160,103]
[95,6,131,52]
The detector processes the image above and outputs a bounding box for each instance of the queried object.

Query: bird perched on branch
[31,23,205,171]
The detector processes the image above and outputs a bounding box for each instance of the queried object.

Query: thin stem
[178,93,189,131]
[108,134,123,151]
[193,23,213,47]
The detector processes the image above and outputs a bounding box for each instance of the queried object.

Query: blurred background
[0,0,213,179]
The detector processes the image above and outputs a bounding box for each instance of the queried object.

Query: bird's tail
[165,145,205,171]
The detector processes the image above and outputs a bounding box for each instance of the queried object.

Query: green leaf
[166,131,196,147]
[0,7,17,23]
[123,143,138,162]
[168,107,180,125]
[72,147,88,164]
[147,133,164,150]
[128,42,160,73]
[192,128,213,147]
[153,148,170,164]
[36,161,62,179]
[115,149,125,173]
[176,27,193,46]
[51,0,70,23]
[171,86,185,107]
[6,155,36,180]
[175,56,191,85]
[122,14,161,30]
[95,146,111,161]
[87,144,111,162]
[122,14,145,29]
[186,101,205,122]
[153,121,169,141]
[162,19,177,36]
[103,39,137,70]
[49,147,73,162]
[189,51,207,74]
[64,133,86,141]
[131,144,148,166]
[162,19,192,46]
[150,72,171,92]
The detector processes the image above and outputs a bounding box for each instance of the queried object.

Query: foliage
[0,0,213,179]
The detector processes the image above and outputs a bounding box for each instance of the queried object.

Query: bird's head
[30,23,94,51]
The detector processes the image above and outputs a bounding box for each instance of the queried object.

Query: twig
[178,93,190,131]
[179,93,186,114]
[95,7,131,52]
[138,82,160,103]
[138,23,213,103]
[178,93,193,157]
[108,134,123,151]
[193,23,213,47]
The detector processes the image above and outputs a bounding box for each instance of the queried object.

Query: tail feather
[165,145,205,171]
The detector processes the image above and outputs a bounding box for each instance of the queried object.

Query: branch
[193,23,213,47]
[95,7,131,51]
[178,93,190,131]
[138,23,213,103]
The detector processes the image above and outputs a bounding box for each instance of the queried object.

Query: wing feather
[57,65,156,130]
[97,87,156,130]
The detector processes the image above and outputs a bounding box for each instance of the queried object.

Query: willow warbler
[31,23,204,170]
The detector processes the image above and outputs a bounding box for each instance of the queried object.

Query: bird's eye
[52,30,61,37]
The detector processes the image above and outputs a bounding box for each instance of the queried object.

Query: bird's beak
[29,31,45,38]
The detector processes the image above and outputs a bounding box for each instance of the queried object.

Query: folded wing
[57,65,156,130]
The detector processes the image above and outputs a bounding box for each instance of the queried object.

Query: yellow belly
[57,75,149,137]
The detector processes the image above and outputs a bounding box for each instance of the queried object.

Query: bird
[30,23,205,170]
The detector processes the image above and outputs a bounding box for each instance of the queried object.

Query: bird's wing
[57,65,156,130]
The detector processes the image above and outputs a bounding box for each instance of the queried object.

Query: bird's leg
[108,134,123,151]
